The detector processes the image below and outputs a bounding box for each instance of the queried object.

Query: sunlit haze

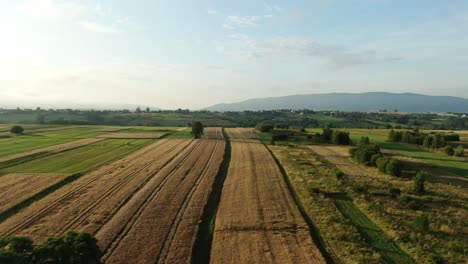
[1,0,467,109]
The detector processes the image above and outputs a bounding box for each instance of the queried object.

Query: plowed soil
[224,128,260,142]
[0,138,105,163]
[0,139,190,242]
[203,127,224,139]
[211,142,325,264]
[99,139,225,264]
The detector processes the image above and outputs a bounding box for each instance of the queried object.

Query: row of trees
[388,129,465,156]
[0,231,101,264]
[350,139,403,176]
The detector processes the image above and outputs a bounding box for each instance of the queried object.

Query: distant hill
[204,92,468,113]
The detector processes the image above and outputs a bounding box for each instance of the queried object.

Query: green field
[0,139,151,174]
[328,193,414,264]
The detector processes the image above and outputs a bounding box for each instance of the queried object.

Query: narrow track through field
[211,142,325,264]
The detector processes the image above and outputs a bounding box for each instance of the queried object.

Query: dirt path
[100,139,225,264]
[203,127,224,139]
[0,139,191,242]
[211,142,325,264]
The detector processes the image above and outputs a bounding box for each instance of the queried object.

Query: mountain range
[204,92,468,113]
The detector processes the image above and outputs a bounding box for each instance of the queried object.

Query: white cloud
[79,21,120,34]
[18,0,85,19]
[218,35,383,68]
[223,16,260,29]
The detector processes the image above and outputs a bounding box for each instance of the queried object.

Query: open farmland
[0,139,191,242]
[0,139,151,174]
[100,138,225,263]
[98,132,166,139]
[211,142,325,264]
[224,127,260,142]
[203,127,224,139]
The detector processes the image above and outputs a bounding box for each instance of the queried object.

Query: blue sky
[0,0,467,109]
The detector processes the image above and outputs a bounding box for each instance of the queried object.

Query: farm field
[100,138,225,263]
[224,127,260,142]
[211,141,325,264]
[98,132,166,139]
[308,144,467,263]
[0,139,151,175]
[203,127,224,139]
[0,139,191,242]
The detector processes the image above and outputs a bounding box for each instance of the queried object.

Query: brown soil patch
[203,127,224,139]
[224,128,260,143]
[211,142,325,264]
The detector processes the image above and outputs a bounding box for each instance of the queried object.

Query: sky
[0,0,467,109]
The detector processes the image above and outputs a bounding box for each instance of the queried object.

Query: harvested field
[0,173,70,216]
[0,139,191,242]
[224,128,260,142]
[0,138,104,164]
[99,139,225,264]
[98,132,166,139]
[203,127,224,139]
[211,142,325,264]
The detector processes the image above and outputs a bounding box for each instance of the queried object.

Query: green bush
[385,159,402,176]
[335,171,345,180]
[10,126,24,135]
[370,154,383,166]
[255,123,274,132]
[454,145,465,157]
[350,144,381,165]
[414,171,426,194]
[376,157,389,173]
[191,121,204,138]
[332,130,351,145]
[443,145,454,156]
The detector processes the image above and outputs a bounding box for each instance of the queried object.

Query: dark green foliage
[255,123,274,132]
[443,133,460,141]
[33,231,101,264]
[443,145,454,156]
[0,250,30,264]
[10,126,24,135]
[414,171,426,194]
[376,157,390,173]
[0,232,101,264]
[332,130,351,145]
[360,136,370,144]
[269,137,275,145]
[389,188,401,198]
[321,126,333,142]
[335,171,345,180]
[385,159,402,176]
[412,215,429,232]
[454,145,465,157]
[191,121,204,138]
[370,154,382,166]
[350,144,381,165]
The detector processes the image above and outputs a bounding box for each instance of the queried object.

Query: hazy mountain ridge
[204,92,468,113]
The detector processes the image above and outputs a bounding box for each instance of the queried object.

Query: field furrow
[99,139,225,264]
[211,142,325,264]
[0,139,191,241]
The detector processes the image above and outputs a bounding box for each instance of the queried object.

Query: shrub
[414,171,426,194]
[443,133,460,141]
[0,236,33,255]
[370,154,383,167]
[412,215,429,232]
[191,121,203,138]
[353,184,369,194]
[385,159,402,176]
[351,144,381,165]
[255,123,274,132]
[376,157,389,173]
[389,188,401,198]
[335,171,345,180]
[332,131,351,145]
[10,126,24,135]
[454,145,465,157]
[0,250,29,264]
[443,145,454,156]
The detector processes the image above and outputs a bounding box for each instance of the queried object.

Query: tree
[10,126,24,135]
[385,159,402,176]
[414,171,425,194]
[332,131,350,145]
[255,123,274,132]
[135,106,141,113]
[454,145,465,157]
[145,107,150,113]
[444,145,454,156]
[191,121,204,139]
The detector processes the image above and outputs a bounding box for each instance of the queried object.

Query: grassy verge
[191,129,231,264]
